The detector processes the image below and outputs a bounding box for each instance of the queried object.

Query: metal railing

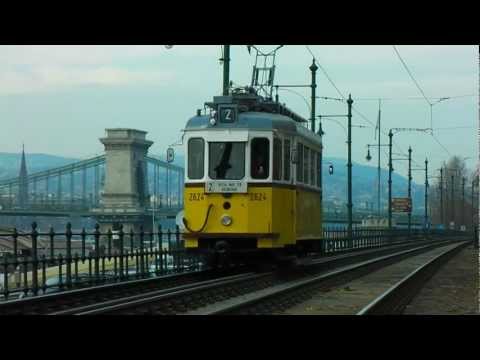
[0,223,469,301]
[0,223,202,301]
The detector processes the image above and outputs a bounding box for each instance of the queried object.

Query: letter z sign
[220,107,236,123]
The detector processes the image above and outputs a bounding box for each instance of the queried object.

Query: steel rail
[0,268,240,315]
[59,272,270,315]
[189,239,467,315]
[356,241,470,315]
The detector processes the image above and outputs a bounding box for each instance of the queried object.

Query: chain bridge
[0,129,184,232]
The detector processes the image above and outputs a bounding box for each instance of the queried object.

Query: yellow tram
[182,88,322,265]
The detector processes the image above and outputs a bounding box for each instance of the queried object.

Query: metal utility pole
[377,100,381,217]
[451,174,455,229]
[440,168,444,227]
[387,127,430,231]
[222,45,230,96]
[408,147,412,234]
[472,179,476,230]
[310,59,318,134]
[319,121,323,206]
[462,177,465,229]
[424,158,429,230]
[347,95,353,240]
[388,130,393,230]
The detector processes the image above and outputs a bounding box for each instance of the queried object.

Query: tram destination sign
[206,181,248,193]
[391,197,412,213]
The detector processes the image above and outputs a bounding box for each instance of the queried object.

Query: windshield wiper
[214,143,233,179]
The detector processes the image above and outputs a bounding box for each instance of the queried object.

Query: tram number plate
[205,181,247,193]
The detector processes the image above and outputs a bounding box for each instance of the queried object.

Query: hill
[0,152,425,215]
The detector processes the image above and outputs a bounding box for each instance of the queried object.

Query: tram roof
[184,112,321,144]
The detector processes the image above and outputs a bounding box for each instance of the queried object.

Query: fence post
[66,222,72,289]
[2,256,9,299]
[474,226,478,249]
[81,227,86,259]
[167,228,172,271]
[176,225,182,272]
[119,225,124,279]
[31,222,39,296]
[94,224,100,284]
[12,228,18,264]
[158,225,164,273]
[139,225,145,277]
[49,226,55,263]
[107,228,112,257]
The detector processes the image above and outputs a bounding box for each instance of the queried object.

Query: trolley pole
[223,45,230,96]
[408,147,412,235]
[347,95,353,240]
[388,130,393,230]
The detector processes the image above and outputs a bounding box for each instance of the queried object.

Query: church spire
[18,144,29,208]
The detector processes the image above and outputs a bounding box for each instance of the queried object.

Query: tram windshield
[209,142,245,180]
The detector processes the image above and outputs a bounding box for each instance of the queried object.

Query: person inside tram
[253,154,266,178]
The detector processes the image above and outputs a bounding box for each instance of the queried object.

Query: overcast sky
[0,45,477,183]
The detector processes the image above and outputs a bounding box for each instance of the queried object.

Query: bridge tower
[18,144,29,208]
[93,129,153,238]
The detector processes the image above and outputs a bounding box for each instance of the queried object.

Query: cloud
[0,45,219,95]
[0,65,175,95]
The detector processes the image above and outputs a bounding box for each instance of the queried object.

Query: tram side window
[283,139,291,181]
[311,151,316,186]
[304,146,310,185]
[188,138,204,180]
[273,138,282,181]
[296,143,303,182]
[251,138,270,179]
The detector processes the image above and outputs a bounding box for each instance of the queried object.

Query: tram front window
[209,142,245,180]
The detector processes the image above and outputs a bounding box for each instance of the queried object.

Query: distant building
[361,216,395,228]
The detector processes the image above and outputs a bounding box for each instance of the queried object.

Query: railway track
[0,267,246,315]
[356,241,469,315]
[185,239,470,315]
[52,237,465,315]
[0,236,467,315]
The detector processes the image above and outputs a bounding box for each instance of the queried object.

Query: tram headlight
[221,215,232,226]
[209,117,217,126]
